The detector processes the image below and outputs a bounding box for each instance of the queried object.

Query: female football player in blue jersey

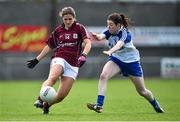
[27,6,91,114]
[87,13,164,113]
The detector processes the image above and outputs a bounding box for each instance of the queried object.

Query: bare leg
[129,76,164,113]
[87,61,120,113]
[98,61,120,96]
[88,61,120,110]
[129,76,154,101]
[34,64,64,114]
[42,64,64,88]
[42,68,74,114]
[35,64,63,103]
[52,76,74,104]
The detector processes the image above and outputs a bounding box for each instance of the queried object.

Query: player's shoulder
[52,25,64,35]
[75,22,84,27]
[117,27,130,35]
[119,27,127,32]
[55,25,64,31]
[74,22,87,30]
[103,28,109,33]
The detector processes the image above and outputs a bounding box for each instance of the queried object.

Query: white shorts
[50,57,79,80]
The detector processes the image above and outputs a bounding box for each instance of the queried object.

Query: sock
[150,98,160,108]
[97,95,104,107]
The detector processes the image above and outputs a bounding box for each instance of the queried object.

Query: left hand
[27,58,39,69]
[103,51,112,56]
[78,54,87,67]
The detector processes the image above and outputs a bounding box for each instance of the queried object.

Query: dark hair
[59,6,76,18]
[108,13,129,28]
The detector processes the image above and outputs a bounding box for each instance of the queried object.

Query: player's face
[63,14,75,29]
[107,20,120,34]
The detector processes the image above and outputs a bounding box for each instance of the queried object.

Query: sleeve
[103,29,111,40]
[118,29,131,44]
[79,24,89,40]
[46,31,58,49]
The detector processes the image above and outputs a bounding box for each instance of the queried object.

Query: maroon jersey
[46,22,89,67]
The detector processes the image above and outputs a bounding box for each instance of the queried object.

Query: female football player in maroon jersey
[27,6,91,114]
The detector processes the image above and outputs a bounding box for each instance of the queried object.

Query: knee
[138,89,148,97]
[100,73,109,81]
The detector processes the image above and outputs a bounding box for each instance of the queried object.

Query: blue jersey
[103,27,140,63]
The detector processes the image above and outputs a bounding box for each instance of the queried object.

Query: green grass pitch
[0,78,180,121]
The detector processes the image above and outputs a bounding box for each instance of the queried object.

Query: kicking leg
[43,76,74,114]
[52,76,74,104]
[34,64,63,112]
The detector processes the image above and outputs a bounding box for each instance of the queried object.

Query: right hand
[91,32,105,41]
[27,58,39,69]
[89,32,99,41]
[91,32,98,39]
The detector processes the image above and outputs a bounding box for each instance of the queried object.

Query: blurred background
[0,0,180,80]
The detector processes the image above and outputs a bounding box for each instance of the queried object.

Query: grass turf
[0,78,180,121]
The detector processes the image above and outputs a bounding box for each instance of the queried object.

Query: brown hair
[59,6,76,18]
[108,13,130,28]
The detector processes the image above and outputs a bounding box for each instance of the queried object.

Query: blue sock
[97,95,104,107]
[150,98,159,108]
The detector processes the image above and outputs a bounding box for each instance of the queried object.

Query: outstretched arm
[92,32,106,41]
[36,45,52,61]
[103,41,124,56]
[27,45,52,69]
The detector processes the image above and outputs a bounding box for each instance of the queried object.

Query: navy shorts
[109,56,143,77]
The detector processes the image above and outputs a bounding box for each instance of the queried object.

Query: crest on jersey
[73,33,78,39]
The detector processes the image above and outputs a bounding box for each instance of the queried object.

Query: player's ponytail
[120,14,129,28]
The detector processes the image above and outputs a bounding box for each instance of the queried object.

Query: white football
[40,86,57,104]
